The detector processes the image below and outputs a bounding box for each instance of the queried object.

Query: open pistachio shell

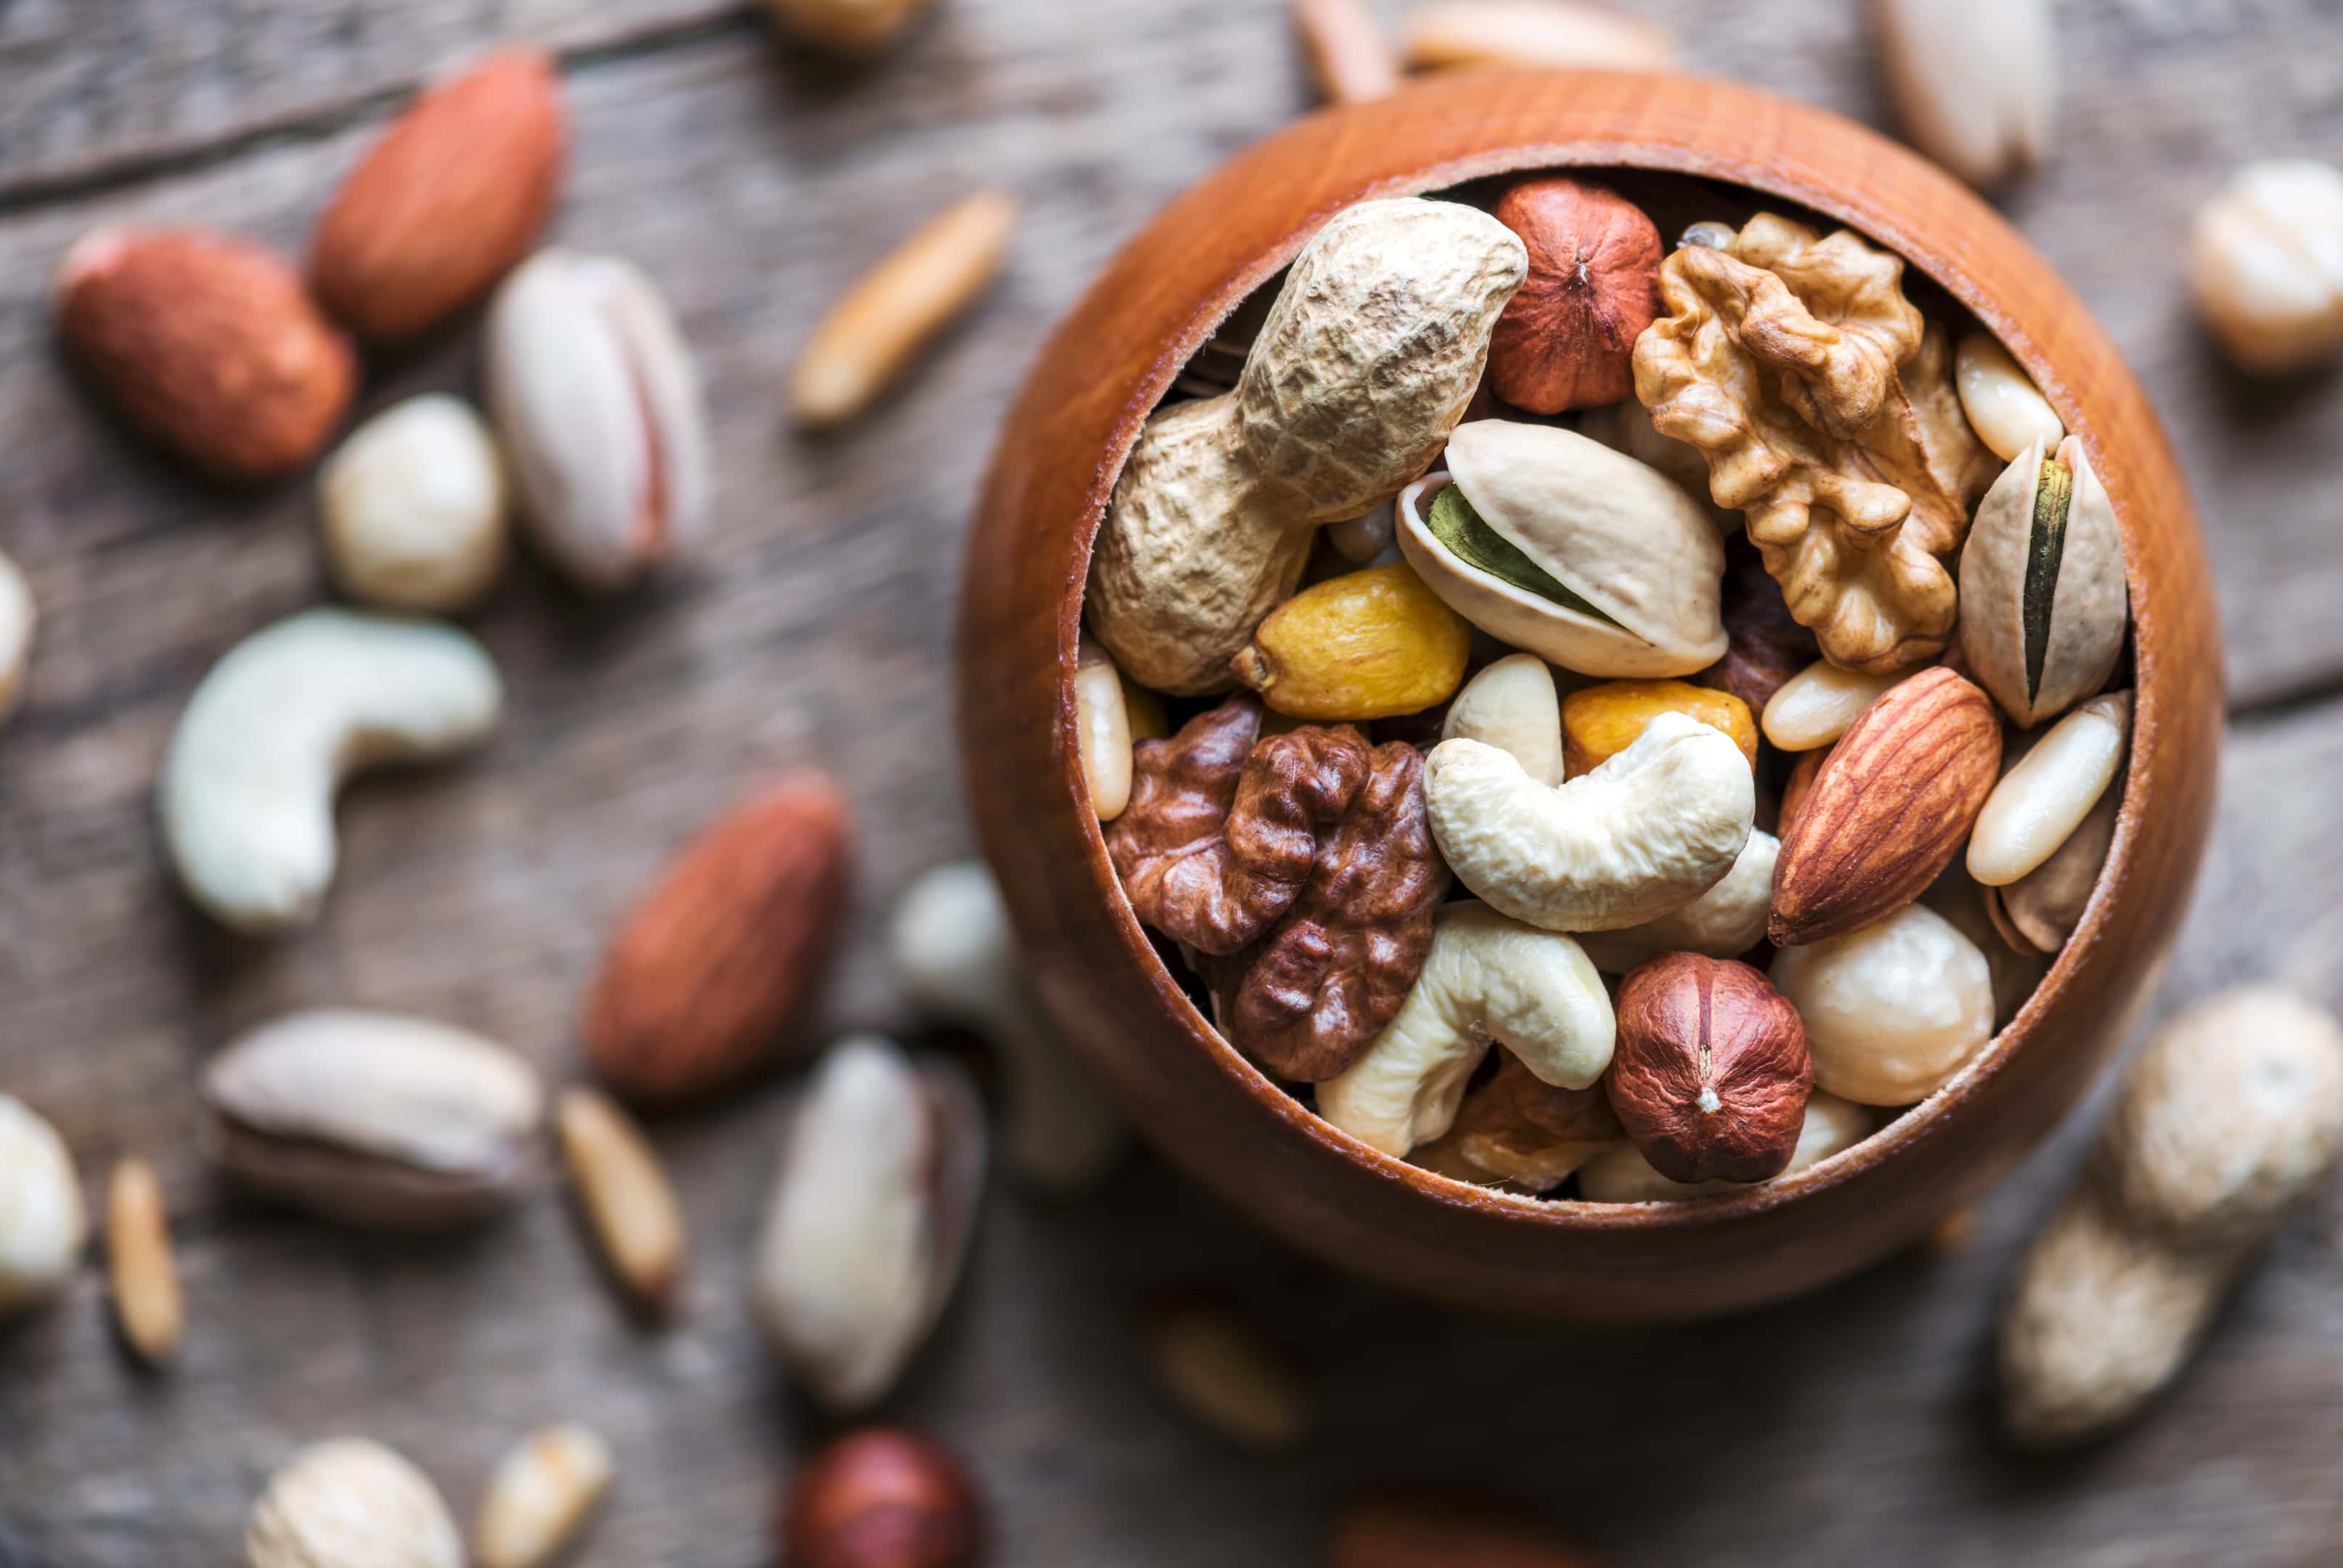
[1396,421,1726,678]
[1958,435,2127,727]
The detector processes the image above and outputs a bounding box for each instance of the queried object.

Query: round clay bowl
[958,70,2220,1318]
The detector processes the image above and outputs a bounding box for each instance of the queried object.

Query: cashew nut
[0,548,33,728]
[160,609,503,934]
[1573,829,1779,973]
[1316,901,1613,1157]
[1577,1091,1876,1202]
[1969,691,2129,887]
[1770,902,1994,1106]
[1424,711,1753,934]
[1439,652,1563,787]
[888,860,1125,1191]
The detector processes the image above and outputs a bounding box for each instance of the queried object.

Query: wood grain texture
[1,0,2341,1561]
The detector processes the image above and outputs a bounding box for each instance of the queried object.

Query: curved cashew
[1440,652,1562,787]
[1574,829,1779,973]
[1423,711,1753,933]
[1316,901,1613,1157]
[160,609,502,934]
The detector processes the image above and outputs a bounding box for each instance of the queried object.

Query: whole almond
[586,775,851,1104]
[55,229,355,483]
[1770,666,2002,946]
[309,50,566,343]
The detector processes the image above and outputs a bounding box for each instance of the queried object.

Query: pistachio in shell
[1958,436,2127,727]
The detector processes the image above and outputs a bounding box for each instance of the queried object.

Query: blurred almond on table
[1402,0,1675,74]
[105,1156,183,1369]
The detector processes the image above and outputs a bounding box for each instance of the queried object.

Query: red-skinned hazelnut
[782,1428,983,1568]
[1606,954,1813,1184]
[1486,177,1663,413]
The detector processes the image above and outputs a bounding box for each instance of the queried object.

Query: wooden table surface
[4,2,2342,1563]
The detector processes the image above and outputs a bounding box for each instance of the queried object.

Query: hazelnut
[1605,954,1814,1184]
[1486,177,1662,413]
[782,1428,983,1568]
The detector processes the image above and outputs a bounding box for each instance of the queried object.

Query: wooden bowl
[958,70,2220,1318]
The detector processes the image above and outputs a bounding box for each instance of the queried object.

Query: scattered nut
[1770,667,2002,946]
[585,774,851,1105]
[0,548,33,727]
[2000,988,2343,1447]
[556,1087,688,1315]
[1954,331,2064,463]
[1292,0,1399,104]
[1872,0,2053,190]
[1486,177,1663,413]
[474,1423,615,1568]
[1333,1496,1589,1568]
[1075,636,1136,821]
[1402,0,1676,73]
[1771,903,1995,1106]
[1969,691,2130,887]
[54,227,356,483]
[159,608,502,935]
[1990,772,2121,953]
[1435,1051,1620,1190]
[781,1428,983,1568]
[790,189,1019,428]
[1560,677,1756,777]
[1399,424,1727,679]
[1144,1301,1312,1450]
[767,0,938,56]
[1573,829,1778,973]
[890,860,1126,1191]
[1441,653,1563,788]
[485,248,712,592]
[1607,955,1812,1184]
[1577,1091,1876,1201]
[309,49,566,343]
[0,1095,85,1317]
[1086,199,1524,694]
[1759,658,1908,751]
[2185,158,2343,375]
[1425,711,1753,934]
[1959,435,2127,728]
[245,1437,463,1568]
[319,394,510,613]
[203,1010,545,1230]
[752,1037,985,1413]
[1231,561,1470,720]
[1317,901,1614,1157]
[104,1156,183,1368]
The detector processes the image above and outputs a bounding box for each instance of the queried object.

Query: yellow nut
[1230,562,1469,720]
[1561,679,1757,777]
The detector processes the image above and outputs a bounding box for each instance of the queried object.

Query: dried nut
[1954,332,2063,463]
[557,1088,688,1314]
[1760,658,1907,751]
[1771,904,1994,1105]
[889,861,1126,1191]
[1679,220,1740,251]
[308,50,565,343]
[1325,501,1397,563]
[54,228,355,483]
[0,549,33,727]
[1144,1302,1312,1449]
[1872,0,2053,190]
[204,1010,544,1229]
[1993,774,2120,952]
[585,775,851,1105]
[1317,901,1614,1157]
[2000,988,2343,1447]
[1440,1051,1621,1189]
[1402,0,1676,72]
[105,1156,183,1368]
[246,1438,463,1568]
[767,0,937,56]
[1441,653,1563,788]
[1400,423,1727,679]
[1634,215,1996,671]
[1292,0,1399,104]
[790,189,1019,428]
[1959,436,2127,728]
[1231,561,1470,719]
[1695,539,1822,717]
[781,1429,982,1568]
[1769,667,2002,946]
[1075,637,1136,821]
[1969,692,2130,887]
[1607,955,1812,1184]
[1088,199,1524,695]
[1425,712,1753,934]
[1577,1090,1875,1201]
[1573,830,1778,973]
[0,1095,85,1315]
[2185,159,2343,375]
[1104,698,1278,952]
[319,395,510,613]
[485,249,712,592]
[474,1424,614,1568]
[160,610,502,934]
[1560,678,1756,777]
[752,1037,985,1413]
[1486,178,1662,413]
[1777,748,1827,840]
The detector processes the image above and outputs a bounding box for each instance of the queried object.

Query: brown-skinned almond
[1607,954,1812,1185]
[1769,666,2002,945]
[309,49,566,343]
